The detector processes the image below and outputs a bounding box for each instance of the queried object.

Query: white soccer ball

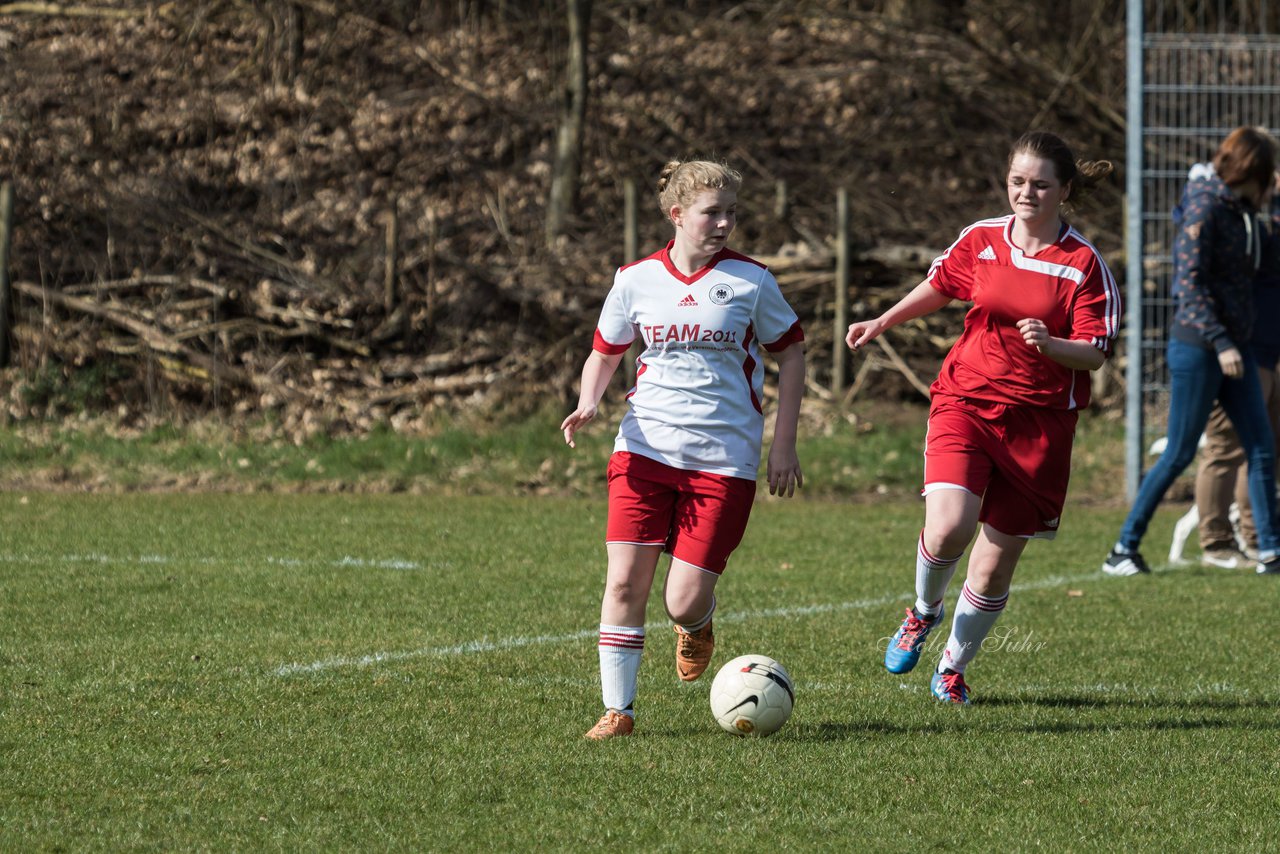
[709,654,795,737]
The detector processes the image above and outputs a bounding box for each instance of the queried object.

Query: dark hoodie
[1170,166,1268,355]
[1256,187,1280,370]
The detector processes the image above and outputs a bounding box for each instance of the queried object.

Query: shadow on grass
[799,692,1280,740]
[973,692,1280,710]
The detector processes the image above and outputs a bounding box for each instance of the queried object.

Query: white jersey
[593,242,804,480]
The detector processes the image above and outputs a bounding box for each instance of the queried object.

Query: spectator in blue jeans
[1104,126,1280,577]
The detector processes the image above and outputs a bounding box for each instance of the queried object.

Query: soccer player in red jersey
[846,132,1122,703]
[563,160,806,739]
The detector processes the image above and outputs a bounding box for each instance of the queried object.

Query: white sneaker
[1201,547,1248,569]
[1102,549,1150,577]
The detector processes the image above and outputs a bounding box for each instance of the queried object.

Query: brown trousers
[1195,364,1280,551]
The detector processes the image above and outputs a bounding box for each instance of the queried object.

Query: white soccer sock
[598,624,645,716]
[676,595,716,633]
[914,532,961,618]
[939,581,1008,674]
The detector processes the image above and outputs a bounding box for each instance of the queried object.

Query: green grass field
[2,491,1277,850]
[0,402,1132,503]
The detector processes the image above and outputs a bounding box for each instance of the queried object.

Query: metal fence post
[1125,0,1144,501]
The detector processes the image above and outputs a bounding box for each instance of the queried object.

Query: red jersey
[926,215,1121,410]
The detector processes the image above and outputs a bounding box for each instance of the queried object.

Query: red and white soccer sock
[938,581,1008,674]
[598,625,645,717]
[676,595,716,633]
[914,532,961,619]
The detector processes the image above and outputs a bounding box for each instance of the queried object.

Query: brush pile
[0,1,1126,433]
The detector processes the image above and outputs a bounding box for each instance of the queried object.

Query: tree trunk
[0,182,13,368]
[257,0,304,89]
[545,0,591,247]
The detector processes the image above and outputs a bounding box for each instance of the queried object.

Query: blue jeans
[1119,338,1279,558]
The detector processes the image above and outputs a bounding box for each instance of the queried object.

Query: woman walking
[1103,126,1280,578]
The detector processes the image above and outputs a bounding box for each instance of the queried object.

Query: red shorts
[605,451,756,574]
[923,395,1078,539]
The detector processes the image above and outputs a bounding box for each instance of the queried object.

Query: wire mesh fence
[1124,0,1280,497]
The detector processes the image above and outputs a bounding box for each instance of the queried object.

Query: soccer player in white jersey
[846,132,1122,704]
[562,159,806,739]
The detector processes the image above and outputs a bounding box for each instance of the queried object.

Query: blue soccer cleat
[884,605,944,674]
[930,668,970,704]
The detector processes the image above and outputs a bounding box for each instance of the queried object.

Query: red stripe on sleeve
[764,320,805,353]
[593,329,632,356]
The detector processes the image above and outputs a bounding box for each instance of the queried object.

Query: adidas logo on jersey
[977,245,998,261]
[678,294,699,307]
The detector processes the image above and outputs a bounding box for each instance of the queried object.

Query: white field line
[496,674,1262,701]
[273,564,1188,677]
[0,552,423,571]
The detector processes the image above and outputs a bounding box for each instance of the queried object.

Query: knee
[923,524,972,559]
[963,564,1010,596]
[603,576,647,607]
[1162,445,1199,473]
[664,590,709,625]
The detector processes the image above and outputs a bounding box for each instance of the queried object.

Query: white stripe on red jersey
[926,215,1121,410]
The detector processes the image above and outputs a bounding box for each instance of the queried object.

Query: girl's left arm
[766,342,806,497]
[1015,318,1107,370]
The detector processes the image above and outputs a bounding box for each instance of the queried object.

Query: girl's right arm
[560,350,625,448]
[846,280,953,352]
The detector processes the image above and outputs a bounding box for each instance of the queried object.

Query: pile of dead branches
[4,236,958,427]
[0,0,1129,430]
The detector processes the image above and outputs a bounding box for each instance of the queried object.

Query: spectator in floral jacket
[1104,126,1280,577]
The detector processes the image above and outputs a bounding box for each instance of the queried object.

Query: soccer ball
[709,654,794,737]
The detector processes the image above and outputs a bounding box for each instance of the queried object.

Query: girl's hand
[560,405,598,448]
[766,444,803,498]
[1016,317,1050,352]
[846,319,883,352]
